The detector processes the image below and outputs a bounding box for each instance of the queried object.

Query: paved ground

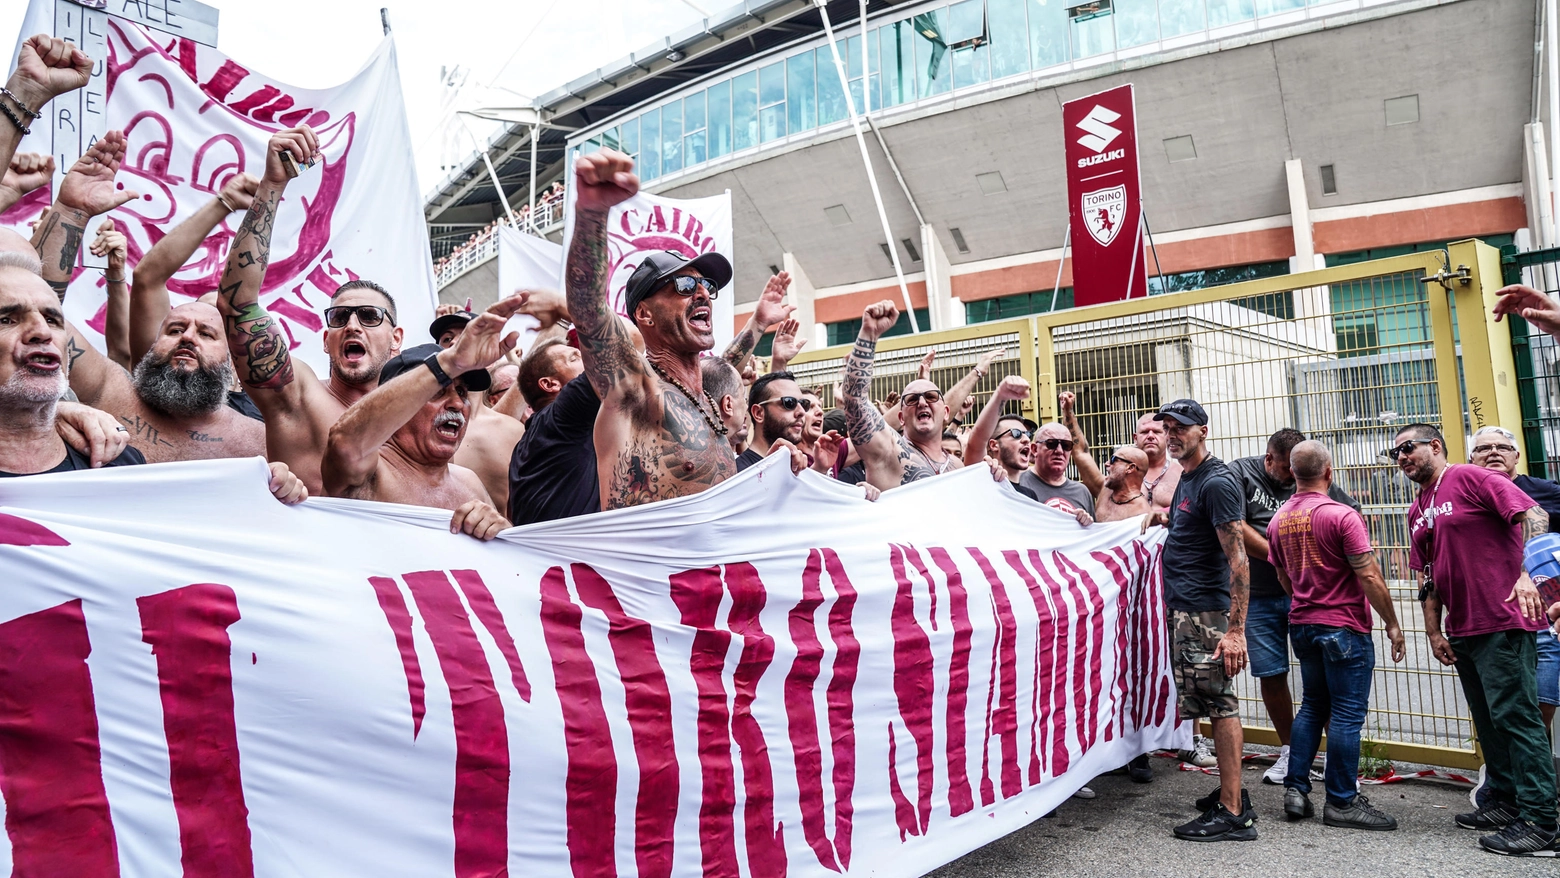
[927,754,1551,878]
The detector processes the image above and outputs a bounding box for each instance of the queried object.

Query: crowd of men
[2,33,1559,858]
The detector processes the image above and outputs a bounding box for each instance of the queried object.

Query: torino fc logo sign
[1081,186,1126,246]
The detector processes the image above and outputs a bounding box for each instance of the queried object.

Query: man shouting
[564,148,798,510]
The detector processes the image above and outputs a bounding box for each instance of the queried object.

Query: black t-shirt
[226,390,265,422]
[736,447,764,471]
[1227,455,1361,598]
[507,374,600,526]
[837,459,866,485]
[1162,455,1246,612]
[0,443,145,477]
[1514,474,1560,533]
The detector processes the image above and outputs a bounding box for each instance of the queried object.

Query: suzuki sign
[1064,85,1146,306]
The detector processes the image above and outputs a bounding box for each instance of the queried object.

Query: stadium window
[1256,0,1305,13]
[684,91,707,166]
[1146,260,1290,297]
[662,100,684,175]
[1206,0,1256,27]
[826,308,931,346]
[1115,0,1161,49]
[914,9,953,99]
[845,34,866,115]
[965,289,1075,324]
[1158,0,1206,38]
[948,0,991,89]
[1030,0,1070,68]
[787,50,817,136]
[880,20,918,106]
[639,107,661,180]
[818,44,849,125]
[987,0,1030,78]
[599,126,619,152]
[1070,1,1116,58]
[733,71,759,151]
[707,81,732,159]
[759,61,787,143]
[1324,235,1514,267]
[620,116,640,166]
[865,26,883,111]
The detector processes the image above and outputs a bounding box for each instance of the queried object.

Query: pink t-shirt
[1408,464,1542,637]
[1267,492,1375,633]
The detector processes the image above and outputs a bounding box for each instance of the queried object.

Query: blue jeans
[1246,594,1292,678]
[1285,624,1376,807]
[1537,625,1560,707]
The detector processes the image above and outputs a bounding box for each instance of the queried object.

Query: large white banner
[562,185,736,350]
[497,225,562,349]
[4,0,439,369]
[0,457,1181,877]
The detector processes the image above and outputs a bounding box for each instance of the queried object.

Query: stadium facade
[426,0,1542,348]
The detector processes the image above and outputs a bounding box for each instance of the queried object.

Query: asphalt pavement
[927,753,1551,878]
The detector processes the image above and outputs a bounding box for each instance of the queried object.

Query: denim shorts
[1537,625,1560,707]
[1245,594,1292,679]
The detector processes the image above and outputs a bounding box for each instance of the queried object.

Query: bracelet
[215,193,235,212]
[0,87,40,119]
[105,275,126,284]
[0,99,29,136]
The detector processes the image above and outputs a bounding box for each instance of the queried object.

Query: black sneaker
[1173,801,1259,842]
[1128,753,1153,784]
[1479,819,1559,856]
[1324,794,1397,831]
[1456,800,1521,830]
[1284,788,1314,821]
[1194,786,1252,814]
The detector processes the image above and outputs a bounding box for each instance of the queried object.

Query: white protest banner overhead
[0,457,1181,877]
[562,184,736,350]
[3,0,438,370]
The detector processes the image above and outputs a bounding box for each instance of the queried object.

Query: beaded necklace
[648,359,728,437]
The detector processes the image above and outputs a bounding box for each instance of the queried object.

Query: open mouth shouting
[169,345,200,369]
[433,410,466,441]
[21,349,61,376]
[341,339,369,365]
[686,301,712,334]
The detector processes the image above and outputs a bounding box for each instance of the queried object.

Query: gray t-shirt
[1018,471,1096,516]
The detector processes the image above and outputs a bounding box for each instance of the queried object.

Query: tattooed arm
[842,300,907,491]
[131,174,257,364]
[61,319,127,408]
[722,271,793,368]
[29,132,137,300]
[0,36,91,185]
[1348,548,1407,662]
[565,150,656,408]
[1507,504,1551,621]
[1520,504,1550,543]
[215,128,318,408]
[1212,517,1251,677]
[1058,390,1106,495]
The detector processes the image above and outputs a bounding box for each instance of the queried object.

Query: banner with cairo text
[0,457,1182,877]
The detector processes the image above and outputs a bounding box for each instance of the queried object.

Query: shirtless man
[1059,390,1181,510]
[215,126,406,494]
[431,306,526,511]
[564,148,799,510]
[1096,445,1154,521]
[322,300,520,540]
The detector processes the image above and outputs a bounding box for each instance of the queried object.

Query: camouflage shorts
[1168,610,1240,721]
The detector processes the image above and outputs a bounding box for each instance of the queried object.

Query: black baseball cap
[1153,398,1208,426]
[622,249,733,319]
[378,342,491,392]
[822,408,847,436]
[998,414,1039,433]
[428,310,476,343]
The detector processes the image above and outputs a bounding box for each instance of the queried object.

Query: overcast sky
[1,0,703,196]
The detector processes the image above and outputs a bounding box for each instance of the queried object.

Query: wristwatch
[422,352,453,389]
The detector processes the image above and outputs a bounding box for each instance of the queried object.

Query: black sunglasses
[1109,455,1137,469]
[998,427,1031,441]
[901,390,943,406]
[763,395,815,412]
[1039,438,1075,451]
[324,305,396,328]
[663,276,720,299]
[1383,439,1433,460]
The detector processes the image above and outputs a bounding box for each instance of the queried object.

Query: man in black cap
[1144,397,1258,841]
[563,148,799,510]
[321,298,521,540]
[430,304,527,513]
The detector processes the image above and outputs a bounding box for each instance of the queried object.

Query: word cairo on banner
[0,456,1182,877]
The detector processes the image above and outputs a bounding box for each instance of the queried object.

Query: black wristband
[422,352,453,389]
[0,99,29,135]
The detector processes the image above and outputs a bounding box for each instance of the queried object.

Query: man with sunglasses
[739,370,810,471]
[1058,391,1182,512]
[1395,423,1559,855]
[1021,423,1096,524]
[215,126,407,495]
[962,375,1040,498]
[322,298,523,541]
[1143,398,1259,841]
[564,149,800,510]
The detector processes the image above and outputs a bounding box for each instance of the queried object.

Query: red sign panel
[1063,84,1146,307]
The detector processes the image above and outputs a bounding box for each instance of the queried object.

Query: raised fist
[859,300,899,340]
[57,131,139,217]
[1,152,53,202]
[1058,390,1076,416]
[263,126,320,187]
[996,375,1032,403]
[10,35,92,108]
[219,172,260,212]
[573,148,639,215]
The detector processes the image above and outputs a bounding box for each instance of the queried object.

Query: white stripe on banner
[0,455,1184,876]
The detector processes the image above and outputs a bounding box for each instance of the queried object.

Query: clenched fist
[859,300,899,340]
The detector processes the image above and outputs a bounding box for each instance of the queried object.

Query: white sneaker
[1263,745,1290,785]
[1071,785,1097,800]
[1178,735,1218,768]
[1310,753,1326,783]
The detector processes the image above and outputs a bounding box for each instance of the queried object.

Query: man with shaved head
[1268,439,1405,831]
[1060,391,1181,510]
[1097,445,1153,521]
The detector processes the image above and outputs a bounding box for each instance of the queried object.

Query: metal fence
[788,240,1524,769]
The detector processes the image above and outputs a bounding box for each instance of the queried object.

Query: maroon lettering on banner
[927,548,974,818]
[138,584,254,878]
[1091,549,1135,739]
[402,571,510,878]
[569,564,677,878]
[0,512,69,546]
[538,566,617,878]
[1000,550,1056,786]
[887,545,935,835]
[667,567,741,878]
[968,549,1021,800]
[1027,555,1073,775]
[1054,554,1108,750]
[0,599,120,876]
[450,569,532,702]
[821,550,859,868]
[368,576,426,739]
[723,563,787,876]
